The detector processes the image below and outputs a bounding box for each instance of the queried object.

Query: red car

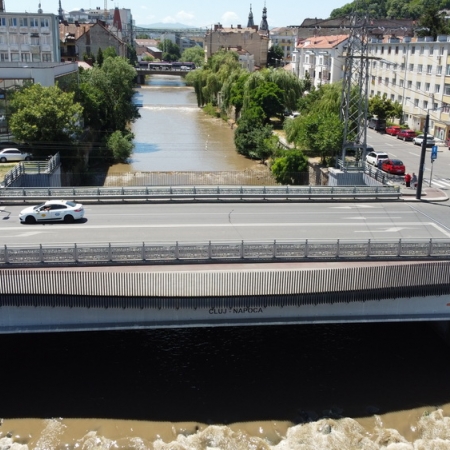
[397,129,417,141]
[381,159,405,175]
[386,125,401,136]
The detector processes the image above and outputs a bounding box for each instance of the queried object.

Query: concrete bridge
[1,260,450,334]
[135,68,191,84]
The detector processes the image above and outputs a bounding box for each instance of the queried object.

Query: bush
[106,130,134,163]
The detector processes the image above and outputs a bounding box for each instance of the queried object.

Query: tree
[9,84,83,143]
[369,95,403,121]
[267,44,284,67]
[248,81,285,123]
[106,130,134,163]
[180,46,205,68]
[103,47,118,59]
[271,149,309,184]
[157,39,181,61]
[96,47,104,67]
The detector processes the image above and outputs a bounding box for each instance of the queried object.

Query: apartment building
[291,34,348,88]
[270,27,296,65]
[368,35,450,141]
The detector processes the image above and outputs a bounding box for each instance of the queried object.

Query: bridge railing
[1,238,448,267]
[0,185,401,203]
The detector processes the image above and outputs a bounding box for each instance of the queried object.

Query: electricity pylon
[339,13,370,163]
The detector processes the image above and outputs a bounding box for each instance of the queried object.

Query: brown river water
[2,75,450,449]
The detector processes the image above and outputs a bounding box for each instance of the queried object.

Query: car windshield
[65,201,76,207]
[390,159,403,165]
[378,154,388,159]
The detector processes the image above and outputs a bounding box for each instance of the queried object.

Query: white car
[19,200,84,224]
[0,148,32,162]
[366,151,389,166]
[413,134,435,147]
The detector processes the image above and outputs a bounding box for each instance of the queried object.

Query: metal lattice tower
[339,13,370,162]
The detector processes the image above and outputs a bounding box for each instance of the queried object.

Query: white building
[291,34,348,88]
[269,26,296,65]
[367,35,450,141]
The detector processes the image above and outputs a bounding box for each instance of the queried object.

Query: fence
[0,185,401,203]
[1,238,448,267]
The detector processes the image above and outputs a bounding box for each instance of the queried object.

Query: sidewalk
[400,185,449,202]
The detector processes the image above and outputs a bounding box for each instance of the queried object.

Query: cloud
[220,11,240,27]
[175,10,195,24]
[162,16,177,24]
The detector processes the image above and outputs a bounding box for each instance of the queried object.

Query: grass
[0,163,16,180]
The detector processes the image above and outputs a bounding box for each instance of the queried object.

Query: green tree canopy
[369,95,403,121]
[267,44,284,67]
[9,84,83,143]
[180,46,205,68]
[157,39,181,61]
[106,130,134,163]
[271,149,309,185]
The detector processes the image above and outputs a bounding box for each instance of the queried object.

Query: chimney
[237,24,242,29]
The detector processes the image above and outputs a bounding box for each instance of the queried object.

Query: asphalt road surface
[2,201,450,246]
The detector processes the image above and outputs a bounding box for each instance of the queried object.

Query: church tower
[247,4,254,28]
[259,3,268,33]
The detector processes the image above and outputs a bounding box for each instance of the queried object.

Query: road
[367,129,450,188]
[2,201,450,246]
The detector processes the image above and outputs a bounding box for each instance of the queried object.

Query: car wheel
[25,215,36,224]
[0,157,6,163]
[25,156,31,161]
[64,214,74,223]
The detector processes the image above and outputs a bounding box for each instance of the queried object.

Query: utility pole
[339,12,370,164]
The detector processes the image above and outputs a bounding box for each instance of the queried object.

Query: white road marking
[355,227,412,233]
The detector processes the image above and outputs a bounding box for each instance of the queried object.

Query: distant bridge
[1,261,450,333]
[134,26,207,37]
[135,67,192,83]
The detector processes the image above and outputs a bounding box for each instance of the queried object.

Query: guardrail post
[240,240,244,259]
[141,242,145,261]
[208,241,212,259]
[4,245,9,264]
[74,243,78,262]
[336,239,340,258]
[397,239,402,257]
[175,241,179,259]
[108,243,112,261]
[122,187,125,202]
[305,239,309,258]
[273,239,277,259]
[263,186,267,201]
[367,239,371,257]
[428,238,433,257]
[39,243,44,263]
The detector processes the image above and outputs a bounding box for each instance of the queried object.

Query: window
[446,64,450,76]
[32,53,41,62]
[385,77,389,85]
[399,79,404,87]
[8,17,17,27]
[407,80,412,89]
[425,82,430,92]
[427,65,432,74]
[372,61,377,69]
[400,63,405,70]
[420,46,424,55]
[392,78,396,85]
[430,46,434,55]
[441,47,445,55]
[42,53,51,62]
[19,18,28,27]
[411,46,415,54]
[21,53,31,62]
[409,63,414,71]
[437,65,443,75]
[414,98,419,107]
[378,76,382,84]
[40,18,49,27]
[31,35,39,45]
[395,46,399,54]
[398,95,403,103]
[381,46,384,54]
[391,94,395,101]
[10,52,19,61]
[418,64,423,73]
[416,82,421,90]
[435,84,440,93]
[0,17,6,26]
[0,52,9,61]
[29,18,38,27]
[423,100,428,109]
[444,84,450,95]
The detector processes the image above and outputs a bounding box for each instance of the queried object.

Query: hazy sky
[10,1,347,28]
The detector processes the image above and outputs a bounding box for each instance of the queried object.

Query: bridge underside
[1,262,450,333]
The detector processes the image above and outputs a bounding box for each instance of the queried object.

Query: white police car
[19,200,84,224]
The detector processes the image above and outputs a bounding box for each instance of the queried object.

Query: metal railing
[0,185,401,203]
[1,238,448,267]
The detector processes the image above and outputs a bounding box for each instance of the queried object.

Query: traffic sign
[431,145,438,161]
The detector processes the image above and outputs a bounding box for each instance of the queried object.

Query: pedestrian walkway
[400,185,448,202]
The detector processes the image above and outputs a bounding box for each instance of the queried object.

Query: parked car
[0,148,32,162]
[386,126,401,136]
[19,200,84,224]
[368,117,386,132]
[396,129,417,141]
[413,134,435,147]
[381,159,406,175]
[366,151,389,166]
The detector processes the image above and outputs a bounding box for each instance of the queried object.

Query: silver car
[0,148,32,162]
[19,200,84,224]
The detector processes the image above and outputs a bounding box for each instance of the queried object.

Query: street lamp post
[416,112,429,200]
